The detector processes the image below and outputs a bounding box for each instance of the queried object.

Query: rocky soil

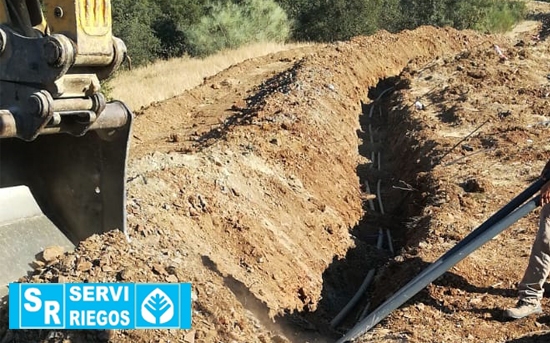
[4,4,550,343]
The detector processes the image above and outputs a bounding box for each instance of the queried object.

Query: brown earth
[4,4,550,343]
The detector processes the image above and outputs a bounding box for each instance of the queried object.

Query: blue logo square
[136,284,180,328]
[19,284,64,329]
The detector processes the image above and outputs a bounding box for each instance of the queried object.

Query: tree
[377,0,403,33]
[112,0,160,66]
[152,0,206,59]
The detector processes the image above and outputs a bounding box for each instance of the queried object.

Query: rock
[212,156,223,167]
[469,297,482,305]
[41,246,65,262]
[461,178,486,193]
[220,78,236,87]
[168,133,179,143]
[153,263,167,275]
[76,260,93,272]
[414,100,425,110]
[166,275,178,283]
[467,70,486,79]
[189,207,200,217]
[102,265,114,272]
[118,269,135,280]
[461,144,474,152]
[32,260,46,268]
[184,330,195,343]
[231,99,246,110]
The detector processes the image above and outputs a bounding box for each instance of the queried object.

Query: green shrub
[397,0,525,33]
[278,0,387,42]
[185,0,291,57]
[277,0,525,42]
[472,0,526,33]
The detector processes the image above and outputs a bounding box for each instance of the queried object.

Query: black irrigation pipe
[332,114,392,328]
[386,229,394,256]
[336,174,549,343]
[331,228,384,329]
[376,180,385,215]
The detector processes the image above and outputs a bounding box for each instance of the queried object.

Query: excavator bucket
[0,102,132,296]
[0,0,133,297]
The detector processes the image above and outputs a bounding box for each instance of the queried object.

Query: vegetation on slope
[113,0,526,66]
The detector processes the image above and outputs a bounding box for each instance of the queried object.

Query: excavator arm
[0,0,129,140]
[0,0,133,295]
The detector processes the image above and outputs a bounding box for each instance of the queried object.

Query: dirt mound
[3,18,550,343]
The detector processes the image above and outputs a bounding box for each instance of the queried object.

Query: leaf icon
[141,288,175,325]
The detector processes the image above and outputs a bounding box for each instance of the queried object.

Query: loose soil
[4,4,550,343]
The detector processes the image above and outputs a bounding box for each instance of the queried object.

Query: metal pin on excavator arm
[0,0,133,295]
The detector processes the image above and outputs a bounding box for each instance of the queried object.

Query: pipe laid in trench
[336,175,547,343]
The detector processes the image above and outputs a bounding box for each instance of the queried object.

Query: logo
[9,283,192,330]
[141,288,174,325]
[135,284,181,328]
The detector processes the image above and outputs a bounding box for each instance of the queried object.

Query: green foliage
[398,0,455,29]
[111,0,160,66]
[397,0,526,33]
[185,0,291,57]
[151,0,206,59]
[277,0,525,41]
[377,0,403,33]
[111,0,290,65]
[277,0,384,41]
[471,0,526,33]
[109,0,525,67]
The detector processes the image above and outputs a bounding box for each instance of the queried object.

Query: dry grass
[108,41,309,111]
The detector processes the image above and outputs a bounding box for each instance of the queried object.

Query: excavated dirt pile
[4,10,550,343]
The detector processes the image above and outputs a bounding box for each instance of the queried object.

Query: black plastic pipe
[336,175,548,343]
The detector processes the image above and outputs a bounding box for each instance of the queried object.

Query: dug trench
[281,76,439,340]
[0,61,441,343]
[1,25,542,343]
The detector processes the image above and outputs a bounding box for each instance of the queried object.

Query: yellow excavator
[0,0,132,296]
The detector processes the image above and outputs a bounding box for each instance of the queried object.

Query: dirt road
[3,4,550,343]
